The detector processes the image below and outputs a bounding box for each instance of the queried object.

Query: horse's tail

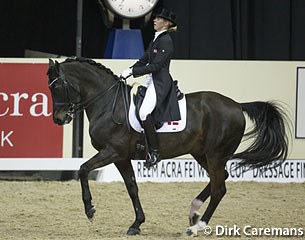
[232,101,290,169]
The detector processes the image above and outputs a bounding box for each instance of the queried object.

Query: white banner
[1,158,304,183]
[97,159,305,183]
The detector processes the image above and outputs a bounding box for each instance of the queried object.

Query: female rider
[120,8,181,168]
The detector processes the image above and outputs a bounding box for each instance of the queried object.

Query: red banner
[0,63,63,157]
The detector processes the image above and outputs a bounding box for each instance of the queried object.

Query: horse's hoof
[127,227,141,235]
[185,227,198,237]
[86,207,96,221]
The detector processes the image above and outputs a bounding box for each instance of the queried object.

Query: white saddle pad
[129,94,187,133]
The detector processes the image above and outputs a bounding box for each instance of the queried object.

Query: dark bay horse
[47,57,289,236]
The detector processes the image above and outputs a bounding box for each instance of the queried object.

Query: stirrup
[144,150,161,169]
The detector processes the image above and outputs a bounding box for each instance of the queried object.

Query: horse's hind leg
[189,184,210,226]
[186,159,227,237]
[115,160,145,235]
[189,154,209,226]
[189,154,229,226]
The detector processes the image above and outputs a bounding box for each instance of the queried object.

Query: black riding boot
[142,114,161,168]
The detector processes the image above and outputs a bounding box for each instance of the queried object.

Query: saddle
[133,80,184,128]
[131,80,186,160]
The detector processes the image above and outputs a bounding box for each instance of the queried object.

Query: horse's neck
[77,70,117,122]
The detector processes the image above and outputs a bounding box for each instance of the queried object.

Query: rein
[73,80,120,112]
[76,78,130,129]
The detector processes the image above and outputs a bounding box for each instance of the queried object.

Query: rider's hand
[120,68,133,79]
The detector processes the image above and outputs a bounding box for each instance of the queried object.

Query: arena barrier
[0,158,86,171]
[1,158,304,183]
[97,159,305,183]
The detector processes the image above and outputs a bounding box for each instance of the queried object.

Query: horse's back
[184,91,245,157]
[185,91,243,118]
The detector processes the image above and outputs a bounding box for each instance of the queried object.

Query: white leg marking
[185,220,207,237]
[189,199,203,219]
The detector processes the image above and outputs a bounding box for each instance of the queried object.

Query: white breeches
[139,75,157,121]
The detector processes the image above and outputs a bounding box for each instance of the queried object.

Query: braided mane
[64,57,120,80]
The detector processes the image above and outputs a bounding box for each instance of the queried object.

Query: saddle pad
[129,95,187,133]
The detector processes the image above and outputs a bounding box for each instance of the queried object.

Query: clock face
[105,0,159,18]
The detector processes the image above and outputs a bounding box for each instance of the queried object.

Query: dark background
[1,0,305,60]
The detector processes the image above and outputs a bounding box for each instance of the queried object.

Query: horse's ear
[54,60,60,72]
[47,59,55,76]
[55,60,65,76]
[49,59,55,67]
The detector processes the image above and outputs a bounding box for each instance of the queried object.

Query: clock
[100,0,156,58]
[104,0,159,19]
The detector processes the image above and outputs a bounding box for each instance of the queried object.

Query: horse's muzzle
[53,110,73,125]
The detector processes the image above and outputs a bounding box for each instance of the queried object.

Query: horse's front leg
[78,149,117,220]
[78,165,95,220]
[115,160,145,235]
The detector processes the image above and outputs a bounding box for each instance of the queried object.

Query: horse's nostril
[53,117,63,125]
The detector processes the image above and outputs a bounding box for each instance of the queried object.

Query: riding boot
[142,114,161,168]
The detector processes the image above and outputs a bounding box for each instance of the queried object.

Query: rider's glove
[120,68,133,79]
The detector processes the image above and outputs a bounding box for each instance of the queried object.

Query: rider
[120,8,181,168]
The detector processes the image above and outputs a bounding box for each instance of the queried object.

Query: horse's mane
[64,57,120,80]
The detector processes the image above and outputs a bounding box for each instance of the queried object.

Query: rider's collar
[153,30,167,42]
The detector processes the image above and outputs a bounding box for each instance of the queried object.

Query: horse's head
[47,59,80,125]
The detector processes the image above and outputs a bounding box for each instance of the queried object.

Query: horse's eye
[52,85,61,91]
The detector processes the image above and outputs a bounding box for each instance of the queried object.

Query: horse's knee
[125,179,139,199]
[78,164,89,179]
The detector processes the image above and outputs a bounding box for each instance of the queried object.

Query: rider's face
[153,17,170,32]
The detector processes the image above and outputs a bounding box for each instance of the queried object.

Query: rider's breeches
[139,75,156,121]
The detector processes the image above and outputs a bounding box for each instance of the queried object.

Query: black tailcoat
[132,31,181,123]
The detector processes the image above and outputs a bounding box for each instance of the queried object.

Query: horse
[47,57,289,237]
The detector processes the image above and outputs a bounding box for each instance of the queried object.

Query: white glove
[143,74,153,87]
[120,68,133,79]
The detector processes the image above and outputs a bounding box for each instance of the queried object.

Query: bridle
[49,73,81,119]
[49,71,130,126]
